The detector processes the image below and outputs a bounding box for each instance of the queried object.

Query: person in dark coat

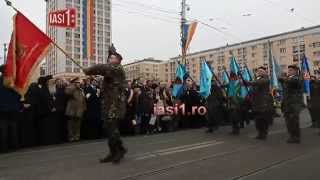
[137,80,155,134]
[225,72,242,135]
[246,67,273,140]
[309,75,320,134]
[20,82,39,148]
[180,78,202,129]
[36,75,57,145]
[82,78,101,139]
[54,79,69,142]
[120,81,135,135]
[206,80,226,133]
[280,65,304,144]
[0,68,22,153]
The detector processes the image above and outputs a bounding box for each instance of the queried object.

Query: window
[74,33,80,38]
[251,46,257,50]
[74,47,80,53]
[280,48,286,53]
[74,40,80,46]
[66,46,72,52]
[66,39,72,45]
[252,53,256,58]
[66,59,72,66]
[74,68,80,73]
[66,32,71,37]
[65,67,72,73]
[312,42,320,48]
[74,54,80,59]
[279,39,286,45]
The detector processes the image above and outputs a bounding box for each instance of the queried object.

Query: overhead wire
[116,0,180,15]
[261,0,317,25]
[113,7,179,24]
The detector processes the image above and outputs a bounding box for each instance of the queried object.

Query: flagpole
[4,0,84,70]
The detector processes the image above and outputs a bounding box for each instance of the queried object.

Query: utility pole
[180,0,187,65]
[3,43,7,63]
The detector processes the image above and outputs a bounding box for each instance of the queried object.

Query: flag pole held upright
[4,0,83,70]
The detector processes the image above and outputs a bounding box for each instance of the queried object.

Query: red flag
[3,12,52,96]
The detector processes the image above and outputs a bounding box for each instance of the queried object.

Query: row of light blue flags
[172,53,311,100]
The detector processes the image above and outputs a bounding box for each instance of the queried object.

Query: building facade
[167,25,320,83]
[45,0,112,76]
[123,58,164,81]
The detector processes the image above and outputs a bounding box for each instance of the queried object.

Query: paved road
[1,109,320,180]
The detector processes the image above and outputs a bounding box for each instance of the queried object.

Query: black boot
[100,153,114,163]
[112,143,127,164]
[100,141,116,163]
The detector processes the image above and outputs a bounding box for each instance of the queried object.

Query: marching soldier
[206,79,225,133]
[226,72,242,135]
[83,45,127,164]
[280,65,304,144]
[246,67,273,140]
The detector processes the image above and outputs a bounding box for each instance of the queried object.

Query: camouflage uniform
[84,63,127,160]
[247,75,273,139]
[280,75,304,142]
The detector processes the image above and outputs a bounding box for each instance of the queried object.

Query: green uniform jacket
[280,75,304,114]
[84,63,127,121]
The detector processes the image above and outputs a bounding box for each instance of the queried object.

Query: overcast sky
[0,0,319,65]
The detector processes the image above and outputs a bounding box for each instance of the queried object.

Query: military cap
[108,44,123,61]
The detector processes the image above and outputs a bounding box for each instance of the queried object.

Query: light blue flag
[227,79,240,97]
[172,64,187,98]
[301,56,311,96]
[172,84,184,98]
[229,56,240,75]
[240,66,252,98]
[176,64,187,82]
[199,61,214,98]
[271,56,280,91]
[222,70,230,85]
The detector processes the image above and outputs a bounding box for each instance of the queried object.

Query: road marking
[121,145,257,180]
[134,140,224,160]
[154,140,220,153]
[159,142,224,156]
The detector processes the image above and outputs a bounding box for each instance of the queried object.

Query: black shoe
[99,154,114,163]
[112,147,127,164]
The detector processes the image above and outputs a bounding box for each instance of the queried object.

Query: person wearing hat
[65,77,87,142]
[83,44,127,164]
[280,65,304,143]
[246,66,273,140]
[225,72,242,135]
